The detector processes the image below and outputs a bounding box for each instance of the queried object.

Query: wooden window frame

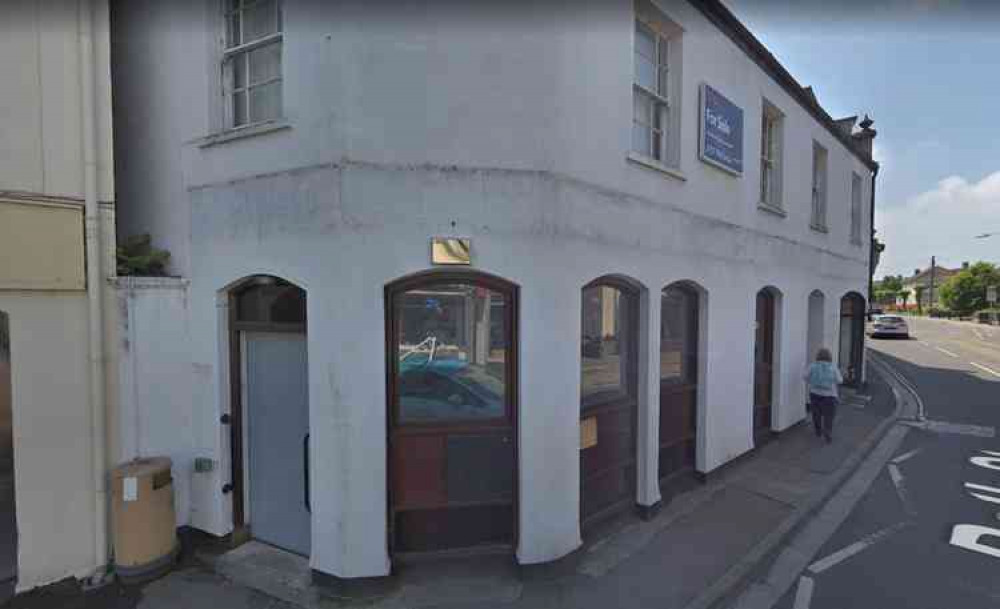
[811,142,828,232]
[850,172,863,245]
[222,0,284,130]
[760,100,784,211]
[384,271,520,554]
[579,277,640,530]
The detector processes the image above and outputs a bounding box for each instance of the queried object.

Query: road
[776,316,1000,609]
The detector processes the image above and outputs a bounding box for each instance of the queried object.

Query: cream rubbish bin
[111,457,178,582]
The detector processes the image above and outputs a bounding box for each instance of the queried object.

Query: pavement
[766,316,1000,609]
[4,362,899,609]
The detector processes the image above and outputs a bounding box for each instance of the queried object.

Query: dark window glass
[661,285,698,384]
[395,284,507,422]
[581,285,634,407]
[235,279,305,325]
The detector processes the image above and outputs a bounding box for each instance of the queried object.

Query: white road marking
[970,362,1000,378]
[807,522,910,574]
[891,448,924,464]
[965,483,1000,505]
[888,463,917,515]
[935,346,959,358]
[792,576,815,609]
[970,451,1000,471]
[899,419,996,438]
[950,524,1000,559]
[919,341,932,348]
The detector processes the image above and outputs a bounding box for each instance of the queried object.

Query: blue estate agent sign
[699,83,744,175]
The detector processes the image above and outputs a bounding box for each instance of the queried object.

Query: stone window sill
[195,120,292,148]
[627,152,686,182]
[758,202,787,217]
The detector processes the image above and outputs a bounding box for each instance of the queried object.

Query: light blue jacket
[804,361,843,398]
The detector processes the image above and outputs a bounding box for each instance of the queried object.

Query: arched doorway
[0,311,15,599]
[753,287,780,444]
[228,276,310,556]
[807,290,825,366]
[659,282,702,490]
[386,272,518,553]
[579,277,639,532]
[839,292,866,386]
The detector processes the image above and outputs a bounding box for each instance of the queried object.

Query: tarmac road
[775,316,1000,609]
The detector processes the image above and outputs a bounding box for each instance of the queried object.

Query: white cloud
[876,170,1000,277]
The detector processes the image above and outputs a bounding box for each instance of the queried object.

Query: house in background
[901,264,963,310]
[0,0,118,598]
[109,0,876,587]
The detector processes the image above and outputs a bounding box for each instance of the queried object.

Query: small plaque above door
[581,417,598,450]
[431,238,471,265]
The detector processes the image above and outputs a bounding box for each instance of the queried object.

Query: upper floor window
[223,0,283,129]
[850,172,863,244]
[631,2,681,169]
[811,142,828,231]
[759,100,784,211]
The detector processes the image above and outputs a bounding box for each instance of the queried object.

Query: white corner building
[110,0,878,581]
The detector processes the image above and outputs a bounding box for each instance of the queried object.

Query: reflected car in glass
[398,356,504,421]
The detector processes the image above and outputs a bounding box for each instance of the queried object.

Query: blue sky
[728,1,1000,278]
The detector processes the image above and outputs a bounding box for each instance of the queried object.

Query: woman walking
[805,347,843,443]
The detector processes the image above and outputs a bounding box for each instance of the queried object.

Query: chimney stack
[852,114,877,158]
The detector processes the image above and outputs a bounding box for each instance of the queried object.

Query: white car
[870,315,910,339]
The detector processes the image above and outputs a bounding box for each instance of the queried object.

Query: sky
[727,0,1000,279]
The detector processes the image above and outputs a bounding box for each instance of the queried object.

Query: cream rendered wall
[0,0,117,593]
[0,294,95,590]
[110,0,874,580]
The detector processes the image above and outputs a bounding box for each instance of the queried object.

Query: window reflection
[396,284,507,422]
[581,285,633,406]
[235,278,306,324]
[661,285,697,383]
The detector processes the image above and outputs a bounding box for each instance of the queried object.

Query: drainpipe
[864,162,879,387]
[867,162,879,310]
[79,0,109,579]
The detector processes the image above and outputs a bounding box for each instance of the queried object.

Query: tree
[899,289,911,309]
[939,262,1000,315]
[914,286,925,313]
[881,275,904,294]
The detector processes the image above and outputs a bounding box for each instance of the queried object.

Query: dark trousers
[809,394,838,439]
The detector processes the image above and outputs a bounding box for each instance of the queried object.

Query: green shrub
[116,234,170,276]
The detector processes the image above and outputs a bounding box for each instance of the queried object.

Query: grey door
[1,313,15,601]
[244,332,310,556]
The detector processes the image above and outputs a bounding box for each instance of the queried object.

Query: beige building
[901,264,962,310]
[0,0,118,596]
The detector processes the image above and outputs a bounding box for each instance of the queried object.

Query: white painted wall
[111,0,875,580]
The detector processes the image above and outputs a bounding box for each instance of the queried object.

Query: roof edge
[688,0,879,172]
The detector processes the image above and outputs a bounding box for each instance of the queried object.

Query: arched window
[234,276,306,326]
[580,278,639,529]
[659,283,700,486]
[385,272,518,554]
[839,292,866,385]
[753,287,781,443]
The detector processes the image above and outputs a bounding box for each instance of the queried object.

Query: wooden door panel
[392,435,447,509]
